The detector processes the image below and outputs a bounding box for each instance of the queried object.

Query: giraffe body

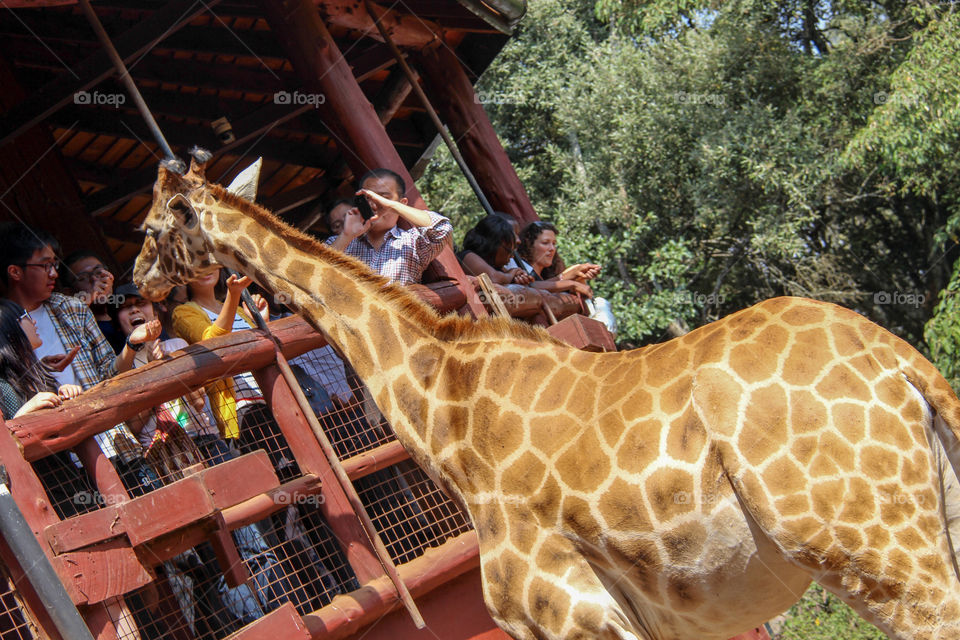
[134,155,960,640]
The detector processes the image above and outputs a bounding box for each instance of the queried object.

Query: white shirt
[31,305,79,387]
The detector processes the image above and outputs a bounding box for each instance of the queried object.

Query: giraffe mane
[207,182,564,346]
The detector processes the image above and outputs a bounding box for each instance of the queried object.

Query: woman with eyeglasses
[518,221,600,297]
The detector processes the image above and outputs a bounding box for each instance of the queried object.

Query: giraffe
[133,152,960,640]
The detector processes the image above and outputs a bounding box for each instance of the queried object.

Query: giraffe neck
[200,201,459,458]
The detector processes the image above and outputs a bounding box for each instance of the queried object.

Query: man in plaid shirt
[327,168,452,285]
[0,223,159,495]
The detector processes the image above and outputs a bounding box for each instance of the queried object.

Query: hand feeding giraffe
[134,151,960,640]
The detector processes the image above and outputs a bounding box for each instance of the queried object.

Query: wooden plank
[201,450,280,509]
[10,315,325,461]
[120,476,214,547]
[546,314,617,352]
[340,440,409,480]
[226,602,311,640]
[52,540,154,605]
[45,505,125,555]
[207,512,250,589]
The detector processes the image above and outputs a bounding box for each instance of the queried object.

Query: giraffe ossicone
[134,155,960,640]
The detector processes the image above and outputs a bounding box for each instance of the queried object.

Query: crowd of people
[0,166,599,636]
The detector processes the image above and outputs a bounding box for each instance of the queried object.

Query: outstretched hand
[41,346,80,373]
[226,274,254,296]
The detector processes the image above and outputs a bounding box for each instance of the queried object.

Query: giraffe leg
[480,532,645,640]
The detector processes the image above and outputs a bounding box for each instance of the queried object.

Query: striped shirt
[326,210,452,285]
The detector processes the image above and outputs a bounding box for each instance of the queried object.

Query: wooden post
[416,44,539,225]
[260,0,486,316]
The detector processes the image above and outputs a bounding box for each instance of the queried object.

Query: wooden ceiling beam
[0,0,221,148]
[316,0,443,48]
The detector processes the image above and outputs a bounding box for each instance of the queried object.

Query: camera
[354,194,375,220]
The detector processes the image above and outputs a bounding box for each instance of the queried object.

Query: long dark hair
[462,214,516,268]
[519,220,562,279]
[0,299,56,402]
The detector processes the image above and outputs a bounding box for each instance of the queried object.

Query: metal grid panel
[31,451,103,519]
[0,566,35,640]
[104,509,357,639]
[355,461,473,565]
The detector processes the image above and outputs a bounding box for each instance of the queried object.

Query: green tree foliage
[420,0,960,350]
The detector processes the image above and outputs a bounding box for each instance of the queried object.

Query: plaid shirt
[43,293,141,462]
[326,210,452,285]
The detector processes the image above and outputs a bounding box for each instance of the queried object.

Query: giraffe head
[133,150,261,301]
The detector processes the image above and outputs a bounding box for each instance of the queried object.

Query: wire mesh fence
[0,564,35,640]
[19,342,474,637]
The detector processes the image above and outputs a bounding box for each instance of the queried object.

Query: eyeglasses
[73,265,108,284]
[21,261,59,275]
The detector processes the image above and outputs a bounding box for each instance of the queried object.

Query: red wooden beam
[416,43,539,225]
[316,0,442,48]
[9,315,325,461]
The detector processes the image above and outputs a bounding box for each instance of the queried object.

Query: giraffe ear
[167,193,199,229]
[226,158,262,203]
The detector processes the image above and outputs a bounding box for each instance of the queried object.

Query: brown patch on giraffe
[834,525,864,551]
[597,478,653,532]
[775,494,810,517]
[663,521,707,564]
[864,524,890,550]
[729,324,788,382]
[660,374,692,415]
[868,405,913,450]
[818,431,856,470]
[645,468,695,522]
[508,518,538,556]
[887,549,915,583]
[901,450,931,485]
[780,304,825,326]
[572,603,604,633]
[599,410,626,448]
[900,397,924,424]
[481,409,525,460]
[438,356,484,402]
[809,478,844,520]
[566,376,599,420]
[616,419,661,473]
[879,488,912,526]
[645,342,691,388]
[831,401,866,442]
[509,354,558,409]
[917,553,948,582]
[665,407,706,464]
[894,526,926,551]
[484,352,522,398]
[693,325,730,363]
[829,322,866,356]
[556,429,611,492]
[562,495,601,538]
[534,534,576,576]
[369,313,403,370]
[692,368,742,436]
[782,329,833,386]
[475,503,508,547]
[483,550,527,621]
[727,310,767,342]
[763,455,806,497]
[530,415,580,458]
[236,236,258,261]
[261,236,285,271]
[793,435,818,466]
[529,475,562,527]
[740,385,788,465]
[861,444,899,480]
[838,478,875,524]
[808,453,840,477]
[527,577,570,636]
[286,259,315,285]
[408,344,443,389]
[217,213,241,234]
[875,371,910,407]
[451,447,496,494]
[816,363,871,401]
[502,451,547,497]
[787,516,824,546]
[429,404,469,456]
[533,370,578,412]
[620,387,653,422]
[789,389,828,436]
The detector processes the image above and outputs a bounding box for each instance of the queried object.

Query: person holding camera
[61,250,126,353]
[326,168,452,285]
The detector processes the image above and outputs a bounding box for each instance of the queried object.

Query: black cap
[114,282,142,300]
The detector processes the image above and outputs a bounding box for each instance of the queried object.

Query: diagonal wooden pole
[236,287,426,629]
